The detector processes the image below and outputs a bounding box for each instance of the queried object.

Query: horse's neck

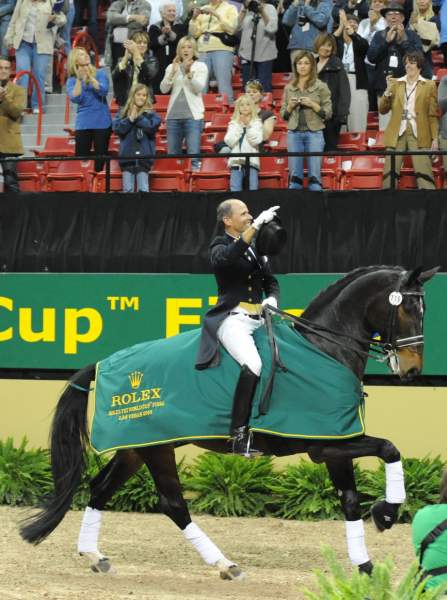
[301,272,391,379]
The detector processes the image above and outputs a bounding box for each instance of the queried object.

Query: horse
[20,265,439,581]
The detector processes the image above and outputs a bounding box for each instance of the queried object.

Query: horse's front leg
[325,458,373,575]
[308,435,405,532]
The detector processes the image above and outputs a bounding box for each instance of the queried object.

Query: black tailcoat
[195,233,280,370]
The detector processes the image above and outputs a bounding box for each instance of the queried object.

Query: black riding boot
[229,365,262,458]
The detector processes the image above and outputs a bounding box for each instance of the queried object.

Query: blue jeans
[74,0,99,46]
[287,129,324,191]
[61,3,76,55]
[122,170,149,193]
[230,166,258,191]
[199,50,235,103]
[241,59,273,92]
[0,15,11,55]
[166,118,203,169]
[15,41,51,110]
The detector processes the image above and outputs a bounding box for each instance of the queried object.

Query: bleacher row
[15,64,447,192]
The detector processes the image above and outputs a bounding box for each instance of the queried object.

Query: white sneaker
[32,108,40,114]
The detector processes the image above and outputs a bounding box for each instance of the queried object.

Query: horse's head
[370,266,440,381]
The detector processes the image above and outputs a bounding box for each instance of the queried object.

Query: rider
[195,199,280,457]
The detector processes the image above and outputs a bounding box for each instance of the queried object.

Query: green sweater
[412,504,447,590]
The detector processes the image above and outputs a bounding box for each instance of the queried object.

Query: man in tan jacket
[0,56,26,192]
[379,50,439,189]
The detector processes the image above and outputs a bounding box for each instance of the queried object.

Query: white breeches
[217,312,264,376]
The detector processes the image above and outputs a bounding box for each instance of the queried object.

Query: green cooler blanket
[90,323,365,453]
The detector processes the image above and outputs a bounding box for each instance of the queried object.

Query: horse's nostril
[404,367,419,381]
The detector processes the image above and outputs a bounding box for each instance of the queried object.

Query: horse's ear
[406,266,441,286]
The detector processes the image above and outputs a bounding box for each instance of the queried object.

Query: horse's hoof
[79,551,115,574]
[358,560,374,576]
[216,559,245,581]
[371,500,399,532]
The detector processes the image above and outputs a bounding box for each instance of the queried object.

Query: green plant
[268,460,343,520]
[0,437,52,506]
[186,452,275,517]
[303,546,447,599]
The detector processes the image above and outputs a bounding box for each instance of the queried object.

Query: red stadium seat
[202,93,229,113]
[259,156,288,188]
[153,95,170,113]
[367,111,379,131]
[91,160,123,192]
[321,156,343,190]
[45,160,92,192]
[271,72,292,89]
[436,68,447,81]
[432,51,444,66]
[337,132,367,151]
[264,131,288,153]
[339,155,385,190]
[367,130,385,151]
[189,157,230,191]
[32,136,76,158]
[150,158,190,192]
[205,113,231,132]
[16,160,46,192]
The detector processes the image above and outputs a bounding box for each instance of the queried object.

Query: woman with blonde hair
[280,50,332,191]
[4,0,66,113]
[224,94,263,191]
[410,0,440,79]
[113,83,162,193]
[160,35,208,171]
[66,48,112,172]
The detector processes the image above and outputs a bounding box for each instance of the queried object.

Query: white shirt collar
[396,75,426,83]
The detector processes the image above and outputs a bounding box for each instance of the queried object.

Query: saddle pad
[90,323,365,453]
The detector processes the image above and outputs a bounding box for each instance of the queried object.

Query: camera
[298,15,308,26]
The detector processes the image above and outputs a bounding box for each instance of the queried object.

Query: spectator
[409,0,440,79]
[0,0,16,55]
[334,10,369,132]
[439,75,447,176]
[237,0,278,91]
[73,0,98,50]
[150,0,183,25]
[280,50,332,190]
[60,0,75,56]
[332,0,370,24]
[0,55,25,192]
[314,32,350,150]
[273,0,292,72]
[367,2,423,130]
[379,50,438,189]
[4,0,66,114]
[112,31,159,106]
[412,470,447,592]
[188,0,238,103]
[113,83,162,192]
[149,2,187,95]
[224,94,263,191]
[357,0,387,111]
[66,47,112,171]
[282,0,332,66]
[441,0,447,67]
[245,79,276,142]
[160,35,208,170]
[105,0,151,70]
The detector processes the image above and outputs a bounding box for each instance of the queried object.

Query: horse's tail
[20,364,96,545]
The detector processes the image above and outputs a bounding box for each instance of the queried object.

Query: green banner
[0,273,445,374]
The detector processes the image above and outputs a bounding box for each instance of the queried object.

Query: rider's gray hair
[216,199,236,225]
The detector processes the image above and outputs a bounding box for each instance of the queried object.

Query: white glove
[262,296,278,309]
[252,205,280,230]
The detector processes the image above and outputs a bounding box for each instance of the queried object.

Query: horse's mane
[305,265,404,314]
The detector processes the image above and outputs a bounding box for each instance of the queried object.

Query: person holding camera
[113,83,162,193]
[280,50,332,190]
[112,31,159,106]
[237,0,278,91]
[282,0,332,66]
[66,48,112,172]
[188,0,238,103]
[4,0,66,114]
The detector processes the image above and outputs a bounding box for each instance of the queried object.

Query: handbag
[412,19,440,52]
[211,31,239,48]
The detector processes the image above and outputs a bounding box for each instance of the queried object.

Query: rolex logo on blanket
[90,323,365,454]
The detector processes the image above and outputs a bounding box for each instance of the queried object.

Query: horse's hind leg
[137,445,244,581]
[325,458,373,576]
[78,449,143,573]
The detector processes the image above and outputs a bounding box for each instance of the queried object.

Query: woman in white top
[224,94,263,191]
[160,35,208,170]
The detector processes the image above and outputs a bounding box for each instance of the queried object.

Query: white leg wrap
[77,507,102,553]
[385,460,406,504]
[345,519,370,566]
[182,522,226,566]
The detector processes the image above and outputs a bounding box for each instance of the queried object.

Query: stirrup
[230,427,263,458]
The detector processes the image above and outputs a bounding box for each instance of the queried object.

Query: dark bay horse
[21,265,439,580]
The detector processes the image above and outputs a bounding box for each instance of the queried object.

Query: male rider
[195,199,280,457]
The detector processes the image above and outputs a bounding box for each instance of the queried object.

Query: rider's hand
[252,205,280,230]
[262,296,278,309]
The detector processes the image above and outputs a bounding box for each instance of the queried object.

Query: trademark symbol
[107,296,140,311]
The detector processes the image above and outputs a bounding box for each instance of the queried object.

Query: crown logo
[128,370,144,389]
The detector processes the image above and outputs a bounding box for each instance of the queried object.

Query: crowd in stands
[0,0,447,192]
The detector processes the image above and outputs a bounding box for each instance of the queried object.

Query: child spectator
[245,79,276,142]
[224,94,263,191]
[113,83,162,193]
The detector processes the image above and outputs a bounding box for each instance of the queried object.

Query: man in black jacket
[195,199,280,457]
